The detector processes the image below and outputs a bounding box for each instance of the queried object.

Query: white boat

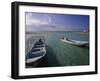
[61,37,89,47]
[25,38,46,66]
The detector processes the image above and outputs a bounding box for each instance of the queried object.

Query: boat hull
[25,38,46,67]
[25,55,46,68]
[61,39,89,47]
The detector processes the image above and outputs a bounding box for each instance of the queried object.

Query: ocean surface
[25,31,89,67]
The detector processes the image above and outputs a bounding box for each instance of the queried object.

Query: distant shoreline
[26,31,89,34]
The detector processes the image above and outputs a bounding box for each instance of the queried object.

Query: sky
[25,12,89,32]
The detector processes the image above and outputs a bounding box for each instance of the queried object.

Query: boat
[61,37,89,47]
[25,38,46,67]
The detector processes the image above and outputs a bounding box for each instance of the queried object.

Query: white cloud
[26,13,49,26]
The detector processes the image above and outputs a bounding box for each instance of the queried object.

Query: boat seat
[26,51,45,59]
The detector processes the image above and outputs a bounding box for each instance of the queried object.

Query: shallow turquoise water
[26,31,89,67]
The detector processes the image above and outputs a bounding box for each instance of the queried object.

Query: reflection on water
[25,31,89,67]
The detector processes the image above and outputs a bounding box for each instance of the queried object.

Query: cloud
[26,13,49,26]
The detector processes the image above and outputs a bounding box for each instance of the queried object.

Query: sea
[25,31,89,67]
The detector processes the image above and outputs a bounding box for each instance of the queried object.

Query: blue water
[26,31,89,67]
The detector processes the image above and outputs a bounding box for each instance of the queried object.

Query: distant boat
[25,38,46,66]
[83,30,87,32]
[61,37,89,47]
[83,29,89,33]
